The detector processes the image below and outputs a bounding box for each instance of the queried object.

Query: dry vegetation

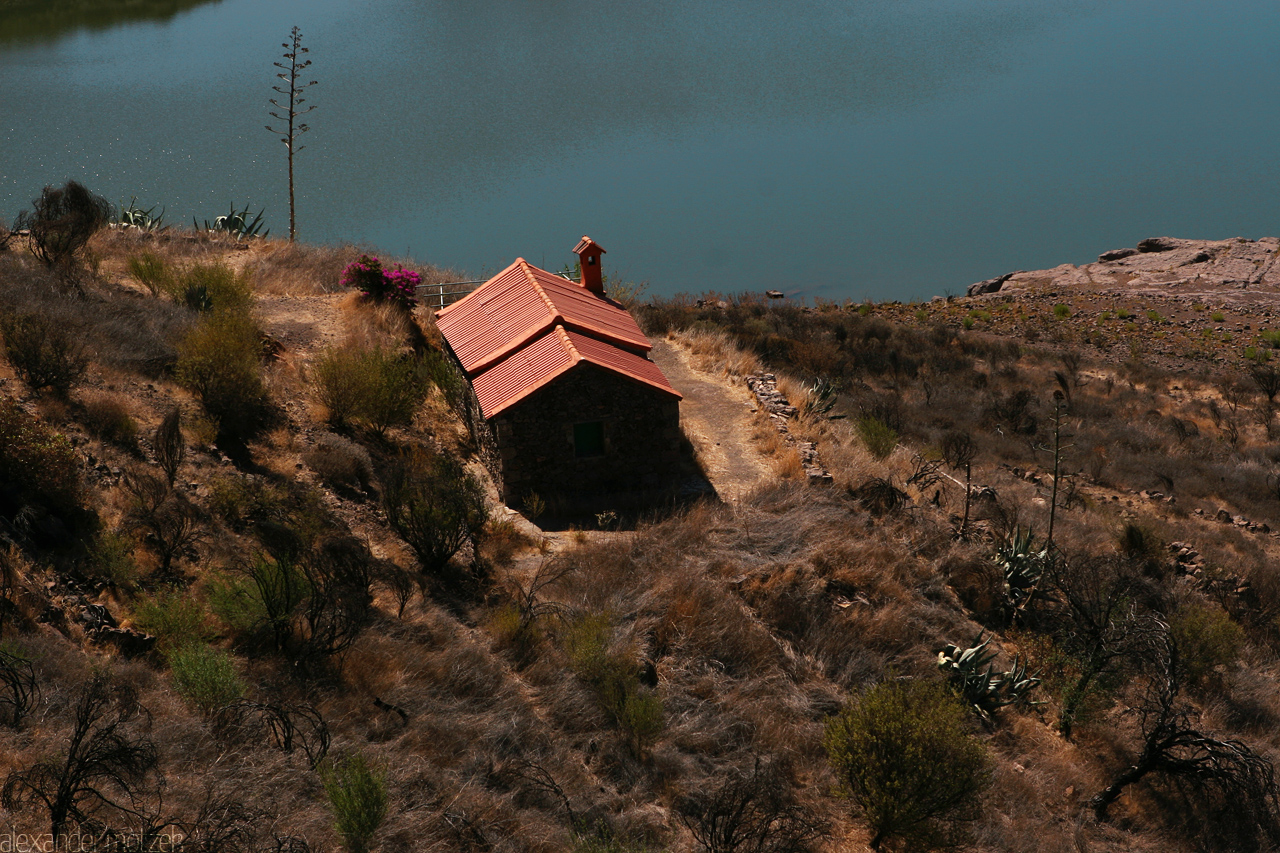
[5,202,1280,853]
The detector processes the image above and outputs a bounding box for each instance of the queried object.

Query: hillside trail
[647,338,773,503]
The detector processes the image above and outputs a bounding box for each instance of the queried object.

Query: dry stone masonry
[745,373,833,484]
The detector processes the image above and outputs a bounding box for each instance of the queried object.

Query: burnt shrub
[13,181,112,268]
[381,448,487,583]
[0,309,88,397]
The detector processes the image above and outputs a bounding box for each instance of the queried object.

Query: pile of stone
[1194,507,1273,535]
[745,373,833,484]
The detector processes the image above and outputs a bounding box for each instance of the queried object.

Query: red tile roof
[437,256,680,419]
[470,325,680,418]
[436,258,650,374]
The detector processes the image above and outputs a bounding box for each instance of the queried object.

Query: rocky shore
[966,236,1280,309]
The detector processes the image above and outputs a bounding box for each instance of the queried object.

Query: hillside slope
[1,229,1280,853]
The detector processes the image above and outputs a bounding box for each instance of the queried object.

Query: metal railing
[415,272,581,310]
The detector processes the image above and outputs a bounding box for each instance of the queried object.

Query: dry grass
[7,233,1280,853]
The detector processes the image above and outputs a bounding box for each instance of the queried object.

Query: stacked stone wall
[490,363,681,511]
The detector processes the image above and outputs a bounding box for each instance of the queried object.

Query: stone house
[435,237,682,511]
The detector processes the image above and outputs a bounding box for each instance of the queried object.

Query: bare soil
[649,339,773,502]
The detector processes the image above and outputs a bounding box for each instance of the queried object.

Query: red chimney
[573,236,606,296]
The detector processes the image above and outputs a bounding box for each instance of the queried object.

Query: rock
[1138,237,1183,253]
[966,272,1013,297]
[765,290,784,299]
[93,627,156,658]
[1098,247,1138,262]
[1216,509,1233,523]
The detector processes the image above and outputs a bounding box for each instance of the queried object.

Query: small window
[574,421,605,458]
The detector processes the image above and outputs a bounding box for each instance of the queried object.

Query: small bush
[0,310,88,397]
[1053,303,1071,319]
[1261,329,1280,349]
[824,679,990,852]
[311,346,428,434]
[127,251,173,297]
[14,181,111,267]
[166,262,254,314]
[1211,311,1225,322]
[1170,604,1245,688]
[86,529,139,587]
[381,449,487,579]
[305,433,374,492]
[855,416,898,460]
[175,311,270,442]
[0,398,81,515]
[132,590,210,654]
[562,611,664,754]
[340,255,418,311]
[321,752,389,853]
[80,392,138,446]
[168,643,244,714]
[153,407,185,486]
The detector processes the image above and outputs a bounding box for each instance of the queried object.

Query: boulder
[1098,247,1138,262]
[1137,237,1182,253]
[966,272,1013,297]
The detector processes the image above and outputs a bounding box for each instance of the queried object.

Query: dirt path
[649,339,773,502]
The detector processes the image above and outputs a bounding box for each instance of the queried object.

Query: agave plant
[994,526,1048,623]
[803,376,839,418]
[195,202,268,240]
[117,197,166,232]
[938,633,1041,722]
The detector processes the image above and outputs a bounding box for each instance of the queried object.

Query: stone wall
[489,363,682,511]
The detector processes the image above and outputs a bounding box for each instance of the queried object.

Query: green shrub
[617,690,665,755]
[1211,311,1225,322]
[175,311,270,442]
[1117,307,1133,320]
[824,679,991,852]
[0,398,81,514]
[1052,303,1071,319]
[206,474,289,530]
[86,529,139,587]
[132,590,210,654]
[165,262,254,314]
[168,643,244,714]
[1170,604,1244,687]
[311,346,429,434]
[321,752,388,853]
[127,251,173,297]
[0,310,88,397]
[1146,309,1165,324]
[856,416,898,460]
[562,611,663,754]
[1261,329,1280,349]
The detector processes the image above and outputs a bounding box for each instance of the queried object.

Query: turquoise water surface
[2,0,1278,300]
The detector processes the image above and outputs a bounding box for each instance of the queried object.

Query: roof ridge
[521,259,561,319]
[555,324,581,362]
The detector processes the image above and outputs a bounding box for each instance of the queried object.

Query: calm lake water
[3,0,1279,301]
